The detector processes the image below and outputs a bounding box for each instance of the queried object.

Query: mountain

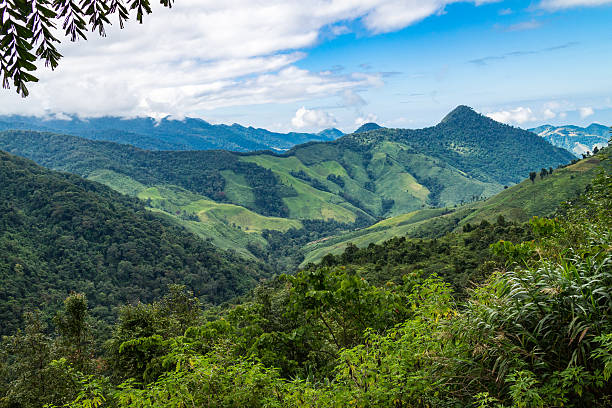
[355,122,382,133]
[0,106,574,263]
[0,150,273,335]
[317,128,344,139]
[530,123,609,156]
[301,151,607,265]
[0,114,344,152]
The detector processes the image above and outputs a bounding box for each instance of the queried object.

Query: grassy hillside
[302,153,606,265]
[88,169,300,259]
[0,151,273,335]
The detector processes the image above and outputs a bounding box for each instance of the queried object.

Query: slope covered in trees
[1,150,609,407]
[0,106,573,220]
[0,151,273,336]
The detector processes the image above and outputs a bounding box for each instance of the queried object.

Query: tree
[1,0,174,97]
[529,171,537,183]
[54,292,93,372]
[0,312,81,407]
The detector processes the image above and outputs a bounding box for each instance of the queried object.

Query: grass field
[87,169,301,258]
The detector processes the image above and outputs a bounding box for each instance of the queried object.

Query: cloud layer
[0,0,495,120]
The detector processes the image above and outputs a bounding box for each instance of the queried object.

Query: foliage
[316,216,533,294]
[0,0,174,97]
[38,158,610,408]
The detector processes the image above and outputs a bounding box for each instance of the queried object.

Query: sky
[1,0,611,133]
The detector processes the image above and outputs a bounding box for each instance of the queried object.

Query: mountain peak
[355,122,382,133]
[317,128,344,140]
[439,105,482,125]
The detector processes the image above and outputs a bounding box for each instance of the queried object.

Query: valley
[2,1,612,405]
[0,106,574,265]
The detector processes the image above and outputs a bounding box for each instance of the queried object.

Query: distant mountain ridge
[0,114,344,152]
[530,123,610,157]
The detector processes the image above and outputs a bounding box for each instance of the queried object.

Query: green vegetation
[1,151,609,407]
[303,154,603,265]
[0,151,273,336]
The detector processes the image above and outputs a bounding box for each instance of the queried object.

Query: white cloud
[486,107,538,125]
[341,89,367,108]
[355,113,379,127]
[292,107,337,129]
[0,0,497,119]
[543,108,557,120]
[579,107,595,118]
[537,0,612,10]
[504,20,542,31]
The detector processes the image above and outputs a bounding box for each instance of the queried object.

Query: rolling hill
[301,151,607,265]
[0,114,343,152]
[530,123,609,156]
[0,151,273,335]
[0,106,574,263]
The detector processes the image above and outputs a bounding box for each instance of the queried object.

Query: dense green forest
[0,151,273,336]
[1,149,609,407]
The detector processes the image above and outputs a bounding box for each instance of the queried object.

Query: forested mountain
[354,122,382,133]
[0,106,573,218]
[0,115,343,152]
[0,151,273,336]
[0,106,574,264]
[530,123,609,156]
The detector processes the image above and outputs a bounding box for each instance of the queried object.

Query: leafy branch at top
[0,0,174,97]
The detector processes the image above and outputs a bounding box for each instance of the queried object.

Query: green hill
[301,153,606,265]
[0,151,273,335]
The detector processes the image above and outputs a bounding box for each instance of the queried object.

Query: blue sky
[1,0,611,132]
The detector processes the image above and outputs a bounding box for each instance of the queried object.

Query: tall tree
[54,293,93,372]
